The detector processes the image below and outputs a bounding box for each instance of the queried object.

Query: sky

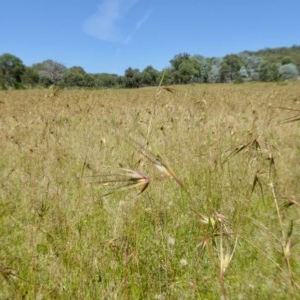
[1,0,299,75]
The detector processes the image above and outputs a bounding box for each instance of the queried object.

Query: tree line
[0,45,299,89]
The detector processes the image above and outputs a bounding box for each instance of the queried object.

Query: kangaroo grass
[115,131,186,190]
[271,106,300,124]
[218,234,238,300]
[222,137,261,164]
[251,170,266,198]
[281,199,300,209]
[88,167,150,197]
[280,114,300,124]
[2,83,300,299]
[87,131,186,198]
[269,177,300,291]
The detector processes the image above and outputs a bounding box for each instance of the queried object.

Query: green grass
[1,82,300,299]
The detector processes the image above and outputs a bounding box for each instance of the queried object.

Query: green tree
[82,73,96,87]
[176,59,199,83]
[219,54,243,82]
[21,66,39,87]
[63,66,86,87]
[248,45,300,71]
[170,53,190,70]
[281,57,293,65]
[259,62,280,82]
[170,53,201,84]
[92,73,119,88]
[141,66,160,86]
[0,53,25,88]
[123,67,142,88]
[161,68,175,85]
[192,55,209,83]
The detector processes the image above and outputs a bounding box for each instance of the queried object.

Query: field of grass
[1,82,300,299]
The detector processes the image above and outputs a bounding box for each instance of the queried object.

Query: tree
[206,57,222,83]
[123,67,142,88]
[241,55,264,81]
[208,64,221,83]
[0,53,25,88]
[169,53,201,84]
[82,73,96,87]
[259,62,280,82]
[281,57,293,65]
[278,63,299,80]
[192,55,210,83]
[21,67,39,87]
[161,67,175,85]
[238,66,249,81]
[170,53,190,70]
[246,46,300,71]
[141,66,160,86]
[33,60,67,86]
[92,73,119,88]
[219,54,243,82]
[63,66,86,87]
[176,59,200,83]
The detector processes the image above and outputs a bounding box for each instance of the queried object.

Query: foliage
[244,45,300,73]
[92,73,120,88]
[1,45,299,89]
[279,63,299,80]
[170,53,202,84]
[282,57,293,65]
[33,59,67,86]
[0,53,25,88]
[240,54,264,81]
[21,67,40,87]
[238,66,249,81]
[63,66,86,87]
[123,67,142,88]
[259,62,281,82]
[170,52,191,70]
[192,55,210,83]
[208,64,221,83]
[219,54,243,82]
[141,66,160,86]
[161,67,175,85]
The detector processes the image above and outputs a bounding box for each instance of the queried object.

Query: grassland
[1,82,300,299]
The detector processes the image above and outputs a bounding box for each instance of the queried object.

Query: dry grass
[1,82,300,299]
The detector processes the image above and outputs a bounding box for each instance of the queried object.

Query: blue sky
[1,0,299,75]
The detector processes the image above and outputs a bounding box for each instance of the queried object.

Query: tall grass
[1,82,300,299]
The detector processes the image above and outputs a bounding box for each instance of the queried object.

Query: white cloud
[83,0,139,41]
[124,9,152,44]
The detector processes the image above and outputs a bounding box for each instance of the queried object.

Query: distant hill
[240,45,300,69]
